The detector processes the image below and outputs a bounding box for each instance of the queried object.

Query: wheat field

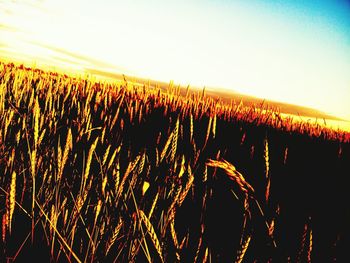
[0,61,349,262]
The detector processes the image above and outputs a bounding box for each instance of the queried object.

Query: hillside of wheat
[0,61,349,262]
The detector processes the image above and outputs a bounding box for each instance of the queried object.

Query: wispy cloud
[0,23,19,32]
[29,41,128,72]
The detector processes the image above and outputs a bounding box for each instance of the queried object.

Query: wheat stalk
[94,199,102,226]
[307,229,312,263]
[50,204,58,254]
[148,192,159,219]
[114,162,120,195]
[190,113,194,141]
[160,131,173,162]
[116,155,140,199]
[166,186,182,231]
[203,247,209,263]
[139,210,164,262]
[8,170,16,234]
[101,126,106,143]
[284,147,288,164]
[36,200,82,263]
[170,219,179,249]
[105,218,123,255]
[264,137,270,202]
[57,138,62,178]
[16,130,21,145]
[31,148,36,243]
[83,137,98,189]
[178,172,194,206]
[236,235,251,263]
[74,178,92,221]
[2,214,6,242]
[170,118,179,161]
[178,155,185,178]
[194,224,205,262]
[268,219,275,237]
[102,175,107,197]
[212,114,217,138]
[60,128,72,179]
[203,165,208,182]
[264,136,269,179]
[138,152,146,175]
[206,159,254,194]
[34,96,40,147]
[38,128,46,145]
[107,145,120,171]
[102,145,111,167]
[204,116,212,148]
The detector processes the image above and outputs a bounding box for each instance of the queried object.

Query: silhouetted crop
[0,61,349,262]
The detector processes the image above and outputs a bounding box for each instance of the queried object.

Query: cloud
[50,55,85,67]
[28,41,128,73]
[0,23,19,32]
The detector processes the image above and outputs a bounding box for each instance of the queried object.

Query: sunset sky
[1,0,349,120]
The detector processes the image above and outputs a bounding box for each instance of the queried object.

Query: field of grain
[0,61,349,262]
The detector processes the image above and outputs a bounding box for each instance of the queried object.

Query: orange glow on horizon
[1,0,349,121]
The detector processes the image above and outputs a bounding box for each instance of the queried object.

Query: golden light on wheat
[0,61,348,262]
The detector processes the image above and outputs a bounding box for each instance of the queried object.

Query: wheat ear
[139,210,164,262]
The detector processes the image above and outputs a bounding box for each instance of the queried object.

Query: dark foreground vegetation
[0,61,349,262]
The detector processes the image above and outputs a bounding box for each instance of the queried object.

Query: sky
[1,0,350,120]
